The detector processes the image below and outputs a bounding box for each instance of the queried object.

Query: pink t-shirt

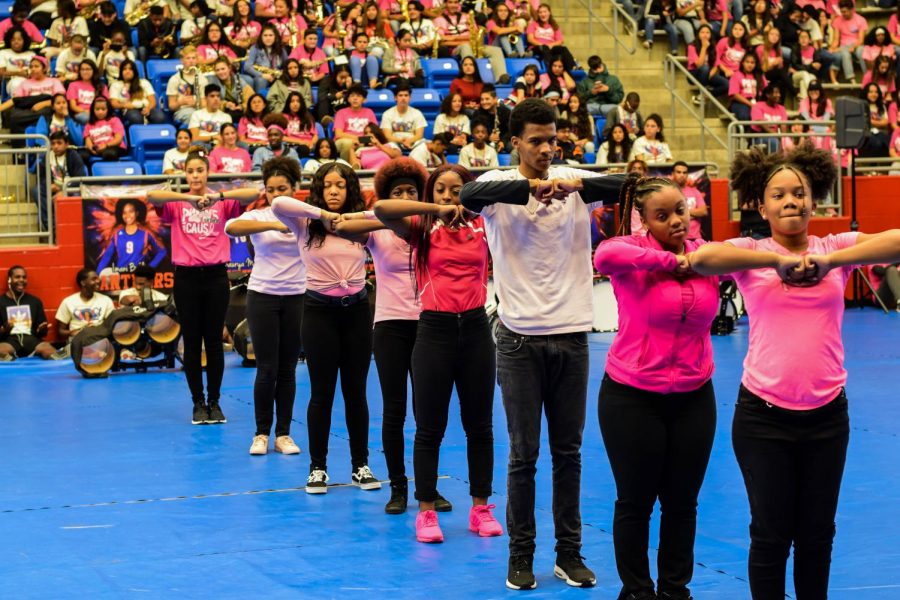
[66,81,108,111]
[160,199,242,266]
[729,72,764,100]
[890,128,900,153]
[209,146,252,174]
[289,45,330,78]
[726,233,860,409]
[238,116,268,144]
[226,206,306,295]
[861,70,897,97]
[832,13,867,48]
[0,18,44,42]
[750,101,788,131]
[409,214,489,313]
[15,77,64,98]
[862,44,895,63]
[716,38,746,72]
[358,145,396,170]
[334,107,378,136]
[83,117,126,148]
[271,196,367,296]
[285,115,316,143]
[889,14,900,38]
[683,186,706,240]
[196,44,238,62]
[366,228,420,322]
[593,235,719,394]
[526,21,562,45]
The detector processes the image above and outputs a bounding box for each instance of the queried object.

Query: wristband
[219,191,225,201]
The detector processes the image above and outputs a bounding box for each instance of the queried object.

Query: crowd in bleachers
[620,0,900,160]
[0,0,693,192]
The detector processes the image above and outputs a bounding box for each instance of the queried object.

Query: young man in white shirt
[379,82,427,151]
[55,268,115,342]
[189,83,233,147]
[409,131,451,168]
[457,118,498,168]
[460,98,624,591]
[167,46,204,127]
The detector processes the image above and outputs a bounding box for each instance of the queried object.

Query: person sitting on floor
[54,268,115,343]
[0,265,60,361]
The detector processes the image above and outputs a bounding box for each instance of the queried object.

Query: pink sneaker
[469,504,503,537]
[415,509,444,543]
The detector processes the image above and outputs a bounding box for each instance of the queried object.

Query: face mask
[110,43,123,52]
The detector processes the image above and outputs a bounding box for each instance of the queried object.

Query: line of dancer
[152,98,900,597]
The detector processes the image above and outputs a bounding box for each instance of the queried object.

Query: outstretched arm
[373,200,462,238]
[690,242,806,282]
[806,229,900,279]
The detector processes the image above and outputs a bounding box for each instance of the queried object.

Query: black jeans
[732,385,850,600]
[412,308,495,502]
[598,374,717,599]
[173,264,230,404]
[303,294,373,472]
[245,290,304,437]
[373,319,418,487]
[496,322,589,556]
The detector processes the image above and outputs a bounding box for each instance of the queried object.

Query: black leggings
[173,265,230,404]
[303,295,373,472]
[732,386,849,600]
[373,319,418,487]
[412,308,496,502]
[245,290,304,437]
[598,374,717,599]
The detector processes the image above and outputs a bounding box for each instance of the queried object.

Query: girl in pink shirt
[282,91,318,154]
[594,174,721,600]
[728,52,766,121]
[147,148,261,426]
[196,21,240,69]
[66,59,107,125]
[714,20,747,79]
[526,4,577,73]
[374,164,502,545]
[237,93,270,148]
[271,162,381,496]
[224,156,306,457]
[335,158,452,515]
[83,96,126,161]
[209,123,252,173]
[690,145,900,599]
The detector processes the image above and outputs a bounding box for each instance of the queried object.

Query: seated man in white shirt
[379,82,427,151]
[188,83,233,147]
[55,268,115,342]
[409,131,452,168]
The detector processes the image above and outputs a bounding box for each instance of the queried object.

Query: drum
[111,320,141,346]
[592,278,619,332]
[79,338,116,375]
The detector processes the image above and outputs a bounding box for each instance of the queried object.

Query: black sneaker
[506,554,537,590]
[554,552,596,587]
[384,483,408,514]
[658,592,690,600]
[206,402,227,424]
[351,465,382,490]
[621,590,657,600]
[305,469,328,494]
[434,492,453,512]
[192,403,209,425]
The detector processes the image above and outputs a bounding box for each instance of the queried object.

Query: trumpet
[508,32,520,47]
[253,64,283,78]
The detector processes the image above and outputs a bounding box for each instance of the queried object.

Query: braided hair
[617,172,680,236]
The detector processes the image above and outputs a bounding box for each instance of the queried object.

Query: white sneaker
[306,469,329,494]
[274,435,300,454]
[249,435,269,455]
[351,465,382,490]
[642,40,651,49]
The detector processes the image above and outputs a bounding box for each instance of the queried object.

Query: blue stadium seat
[135,59,146,79]
[411,88,441,120]
[311,86,318,104]
[594,116,607,147]
[131,29,139,50]
[571,69,587,84]
[504,58,540,81]
[315,122,325,139]
[446,154,459,164]
[144,160,164,175]
[421,58,459,89]
[129,124,177,162]
[494,85,513,101]
[365,89,395,120]
[146,59,181,99]
[497,153,511,166]
[92,161,143,177]
[0,0,14,15]
[583,152,596,164]
[475,58,494,85]
[424,121,433,140]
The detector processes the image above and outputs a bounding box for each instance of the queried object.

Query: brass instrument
[400,0,410,24]
[468,12,484,58]
[431,32,440,58]
[79,1,100,18]
[197,57,245,73]
[253,64,283,78]
[508,31,520,47]
[191,66,201,109]
[126,0,163,25]
[314,0,324,24]
[287,14,300,50]
[156,25,177,58]
[337,22,348,53]
[490,108,500,148]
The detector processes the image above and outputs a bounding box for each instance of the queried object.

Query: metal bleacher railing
[0,134,54,244]
[575,0,637,73]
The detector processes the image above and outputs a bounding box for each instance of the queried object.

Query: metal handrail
[663,55,736,160]
[0,134,53,244]
[851,156,900,174]
[725,120,842,216]
[573,0,637,72]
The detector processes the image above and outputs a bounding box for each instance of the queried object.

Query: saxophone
[432,32,440,58]
[490,109,500,148]
[337,21,348,53]
[468,12,484,58]
[126,0,161,25]
[191,66,201,109]
[314,0,324,24]
[79,1,100,18]
[288,14,300,50]
[400,0,410,24]
[253,64,283,78]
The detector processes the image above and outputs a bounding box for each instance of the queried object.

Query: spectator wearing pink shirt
[691,145,900,600]
[66,60,107,125]
[0,4,46,47]
[828,0,866,82]
[671,161,707,239]
[5,55,65,136]
[289,29,330,85]
[858,83,894,158]
[526,4,577,73]
[82,96,126,162]
[594,175,719,600]
[861,55,897,102]
[862,26,895,70]
[210,124,253,173]
[333,84,378,161]
[714,20,748,80]
[750,83,788,152]
[728,52,766,121]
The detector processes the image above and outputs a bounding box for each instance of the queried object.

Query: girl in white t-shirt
[433,92,471,154]
[109,59,166,125]
[629,114,674,164]
[163,128,193,174]
[0,28,36,97]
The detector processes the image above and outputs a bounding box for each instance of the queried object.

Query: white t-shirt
[47,16,89,44]
[302,158,352,173]
[101,49,136,81]
[188,109,232,135]
[380,106,427,142]
[433,113,471,137]
[55,48,97,78]
[473,166,607,335]
[55,292,115,333]
[163,148,188,173]
[109,79,156,104]
[226,206,307,296]
[409,143,444,168]
[458,143,499,168]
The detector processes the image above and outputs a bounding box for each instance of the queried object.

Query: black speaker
[835,96,868,149]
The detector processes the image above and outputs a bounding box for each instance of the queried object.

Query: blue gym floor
[2,309,898,599]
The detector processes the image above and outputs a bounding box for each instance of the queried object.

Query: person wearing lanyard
[271,162,381,495]
[225,157,306,456]
[335,158,454,515]
[373,164,502,544]
[147,147,262,426]
[690,145,900,599]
